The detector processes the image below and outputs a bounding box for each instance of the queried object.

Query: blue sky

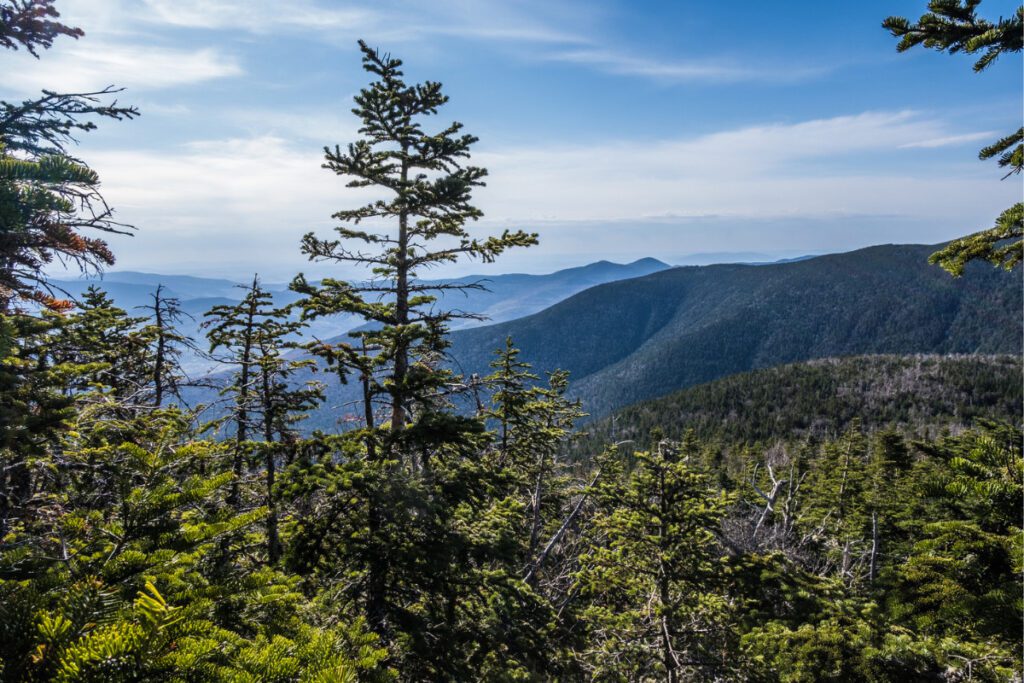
[6,0,1021,280]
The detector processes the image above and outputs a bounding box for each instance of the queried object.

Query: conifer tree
[292,40,536,447]
[0,2,137,311]
[0,10,404,681]
[884,1,1022,275]
[574,436,735,681]
[139,284,192,407]
[54,286,153,402]
[205,275,320,559]
[484,338,584,565]
[204,276,266,505]
[0,149,118,311]
[880,422,1023,679]
[0,0,82,55]
[0,312,74,538]
[285,42,538,655]
[251,304,321,564]
[0,403,391,682]
[799,426,874,584]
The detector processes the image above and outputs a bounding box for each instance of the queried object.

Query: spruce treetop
[294,41,537,435]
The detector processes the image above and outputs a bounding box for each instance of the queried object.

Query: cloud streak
[140,0,377,34]
[133,0,586,45]
[59,0,814,85]
[80,110,1017,277]
[546,48,828,83]
[46,0,836,91]
[473,110,996,221]
[0,42,241,93]
[899,131,996,149]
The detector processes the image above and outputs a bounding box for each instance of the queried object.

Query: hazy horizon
[50,247,832,282]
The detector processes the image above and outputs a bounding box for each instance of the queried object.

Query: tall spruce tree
[204,276,266,506]
[883,1,1023,276]
[282,42,559,673]
[139,284,192,407]
[292,40,536,450]
[573,436,735,682]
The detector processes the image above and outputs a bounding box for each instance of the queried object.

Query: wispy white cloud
[82,110,1017,277]
[139,0,376,34]
[397,0,588,45]
[230,109,361,145]
[474,110,970,222]
[468,110,1013,233]
[92,135,369,218]
[899,131,996,149]
[88,136,379,276]
[132,0,585,45]
[546,48,827,83]
[0,42,241,94]
[45,0,828,90]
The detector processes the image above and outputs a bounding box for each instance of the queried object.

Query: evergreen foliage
[884,1,1023,276]
[573,438,735,681]
[203,275,322,561]
[290,40,536,440]
[139,284,192,408]
[0,0,137,311]
[0,0,81,55]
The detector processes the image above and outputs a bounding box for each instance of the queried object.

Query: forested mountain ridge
[445,243,1021,421]
[576,354,1022,453]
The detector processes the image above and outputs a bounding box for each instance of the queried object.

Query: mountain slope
[445,244,1021,419]
[575,354,1022,451]
[427,257,671,328]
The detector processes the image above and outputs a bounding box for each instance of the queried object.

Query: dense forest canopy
[576,354,1023,451]
[0,1,1021,681]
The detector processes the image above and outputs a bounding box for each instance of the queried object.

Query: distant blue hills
[49,257,674,373]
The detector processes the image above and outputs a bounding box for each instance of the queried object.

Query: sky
[5,0,1022,281]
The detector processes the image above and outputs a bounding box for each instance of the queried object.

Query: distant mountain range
[49,272,309,374]
[670,251,816,266]
[444,244,1021,422]
[51,258,672,373]
[421,257,670,328]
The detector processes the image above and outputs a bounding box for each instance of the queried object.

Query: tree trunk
[261,362,280,564]
[658,466,679,683]
[390,157,410,437]
[229,276,258,508]
[361,339,387,638]
[527,452,545,558]
[152,285,166,407]
[868,510,879,583]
